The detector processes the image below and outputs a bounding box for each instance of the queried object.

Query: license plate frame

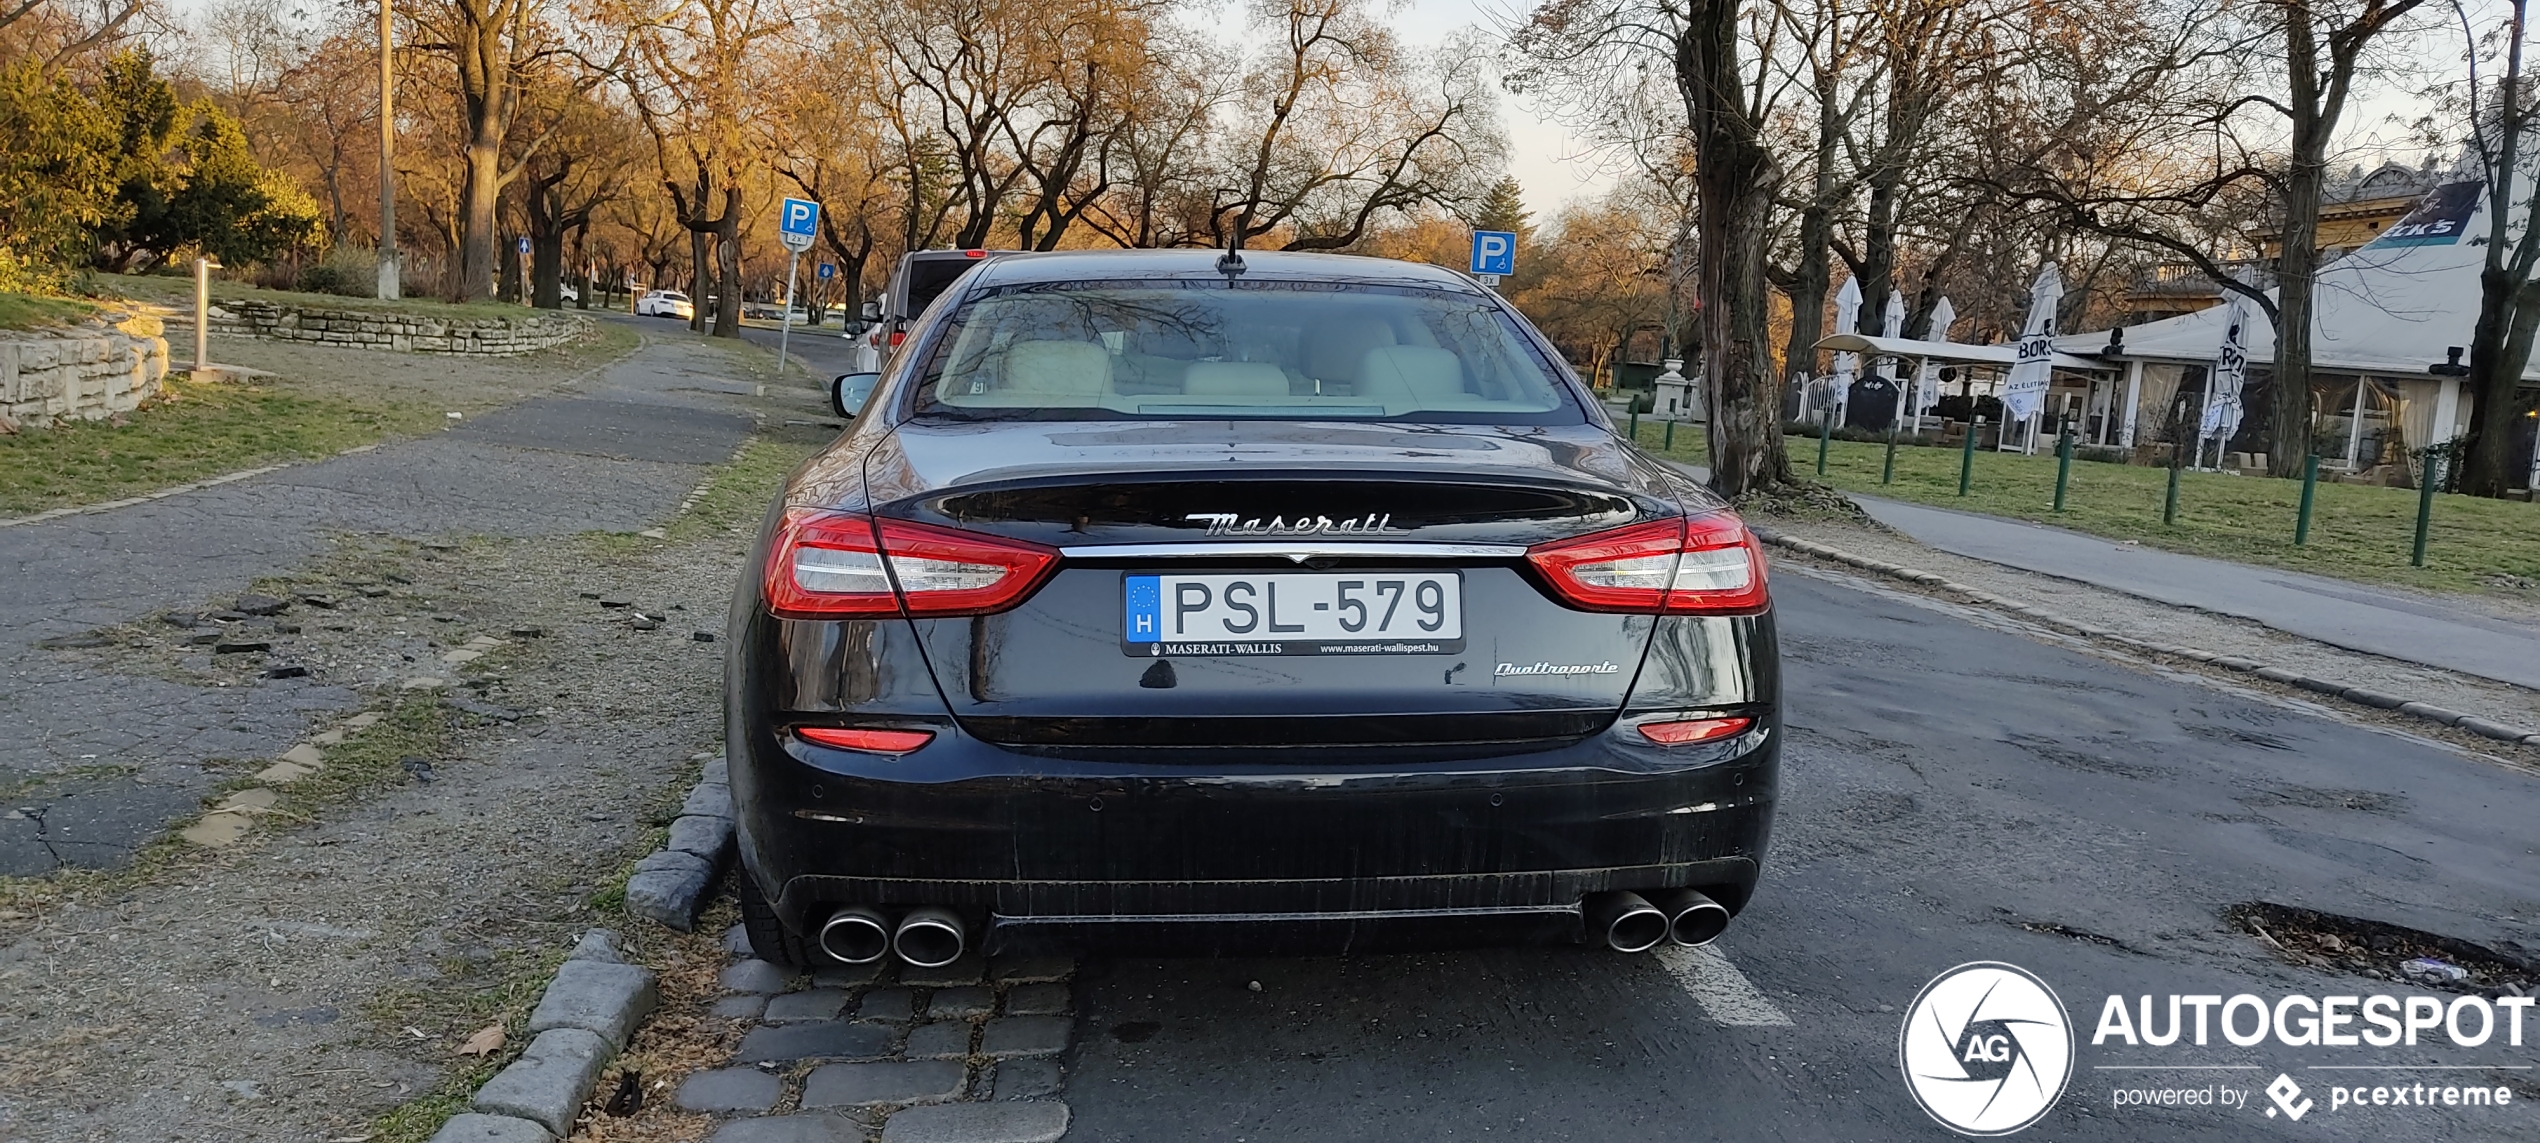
[1121,570,1465,656]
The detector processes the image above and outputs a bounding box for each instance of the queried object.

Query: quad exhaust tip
[893,905,968,968]
[818,905,892,965]
[1644,887,1730,947]
[1584,891,1669,953]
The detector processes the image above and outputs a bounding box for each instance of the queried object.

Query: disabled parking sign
[778,198,818,253]
[1470,230,1516,278]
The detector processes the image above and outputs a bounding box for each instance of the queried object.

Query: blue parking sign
[780,198,819,238]
[1470,230,1515,276]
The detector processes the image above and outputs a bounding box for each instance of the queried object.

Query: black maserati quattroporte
[724,249,1779,968]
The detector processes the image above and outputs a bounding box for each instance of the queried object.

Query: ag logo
[1898,962,2074,1136]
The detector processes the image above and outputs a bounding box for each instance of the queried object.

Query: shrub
[295,246,378,297]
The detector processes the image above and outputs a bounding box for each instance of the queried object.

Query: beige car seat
[1356,345,1468,407]
[1303,319,1397,391]
[998,340,1111,400]
[1181,362,1292,397]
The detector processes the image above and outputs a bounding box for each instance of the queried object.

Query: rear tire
[735,863,817,967]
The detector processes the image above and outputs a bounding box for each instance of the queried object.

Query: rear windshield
[902,259,988,319]
[909,280,1584,423]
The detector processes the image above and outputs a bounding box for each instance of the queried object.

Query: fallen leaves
[458,1023,504,1056]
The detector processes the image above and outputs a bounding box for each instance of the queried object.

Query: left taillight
[1525,513,1768,615]
[794,726,935,754]
[764,510,1059,619]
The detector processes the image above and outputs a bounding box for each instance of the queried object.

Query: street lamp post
[377,0,398,299]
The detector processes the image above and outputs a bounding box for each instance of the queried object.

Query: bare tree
[2452,0,2540,497]
[1518,0,1797,496]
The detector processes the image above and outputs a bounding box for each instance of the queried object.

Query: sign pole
[777,251,801,377]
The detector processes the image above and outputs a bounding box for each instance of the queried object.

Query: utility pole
[376,0,399,299]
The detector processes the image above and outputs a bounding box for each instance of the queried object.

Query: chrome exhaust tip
[1644,888,1730,947]
[893,905,968,968]
[817,905,892,965]
[1583,891,1668,953]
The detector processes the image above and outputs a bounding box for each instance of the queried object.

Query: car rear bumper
[730,718,1777,952]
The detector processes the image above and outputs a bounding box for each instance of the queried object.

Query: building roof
[2058,178,2540,381]
[1814,332,2108,371]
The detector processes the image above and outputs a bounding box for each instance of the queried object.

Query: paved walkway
[1659,459,2540,690]
[1852,495,2540,690]
[0,323,792,874]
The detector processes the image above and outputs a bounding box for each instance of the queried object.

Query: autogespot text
[2092,992,2534,1047]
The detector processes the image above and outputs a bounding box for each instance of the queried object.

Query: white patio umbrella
[2198,293,2256,464]
[1880,289,1906,427]
[1914,297,1957,418]
[1829,277,1862,423]
[2001,264,2064,447]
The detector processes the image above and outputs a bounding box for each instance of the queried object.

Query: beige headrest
[1358,345,1466,404]
[1304,318,1397,382]
[1000,340,1111,397]
[1182,362,1291,397]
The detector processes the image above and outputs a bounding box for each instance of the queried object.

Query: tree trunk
[2461,274,2540,494]
[2269,154,2324,475]
[1781,201,1831,400]
[1680,0,1793,499]
[498,239,521,303]
[688,226,711,333]
[531,231,564,309]
[457,139,502,301]
[1858,171,1902,333]
[712,188,742,338]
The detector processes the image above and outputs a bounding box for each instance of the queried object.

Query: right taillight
[764,510,1059,619]
[1638,716,1754,745]
[1526,514,1768,615]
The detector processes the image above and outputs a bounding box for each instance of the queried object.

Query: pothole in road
[2227,901,2538,996]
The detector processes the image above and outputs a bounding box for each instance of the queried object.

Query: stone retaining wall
[0,312,169,425]
[200,299,589,355]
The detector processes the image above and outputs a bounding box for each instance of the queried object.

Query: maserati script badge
[1185,512,1406,537]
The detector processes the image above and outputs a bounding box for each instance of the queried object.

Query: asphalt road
[1060,565,2540,1141]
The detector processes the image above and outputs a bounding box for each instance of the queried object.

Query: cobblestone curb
[674,926,1077,1142]
[624,751,735,930]
[427,929,660,1143]
[1751,527,2540,751]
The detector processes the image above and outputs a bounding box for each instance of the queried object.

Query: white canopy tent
[2053,178,2540,468]
[1815,333,2105,372]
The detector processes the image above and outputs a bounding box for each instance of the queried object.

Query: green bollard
[2163,458,2181,525]
[2295,453,2319,546]
[1817,411,1833,475]
[1628,410,1638,442]
[1664,418,1675,450]
[2413,451,2442,568]
[1958,416,1981,496]
[2052,417,2074,512]
[1882,420,1899,484]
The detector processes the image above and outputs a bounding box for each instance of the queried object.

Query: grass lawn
[0,292,103,330]
[0,373,446,516]
[1616,418,2540,597]
[97,272,541,321]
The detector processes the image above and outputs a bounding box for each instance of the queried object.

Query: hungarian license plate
[1122,572,1463,656]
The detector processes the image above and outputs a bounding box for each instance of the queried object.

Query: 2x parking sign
[779,198,818,253]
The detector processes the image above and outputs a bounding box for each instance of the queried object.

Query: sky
[1199,0,1625,219]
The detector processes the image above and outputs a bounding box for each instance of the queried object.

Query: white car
[636,290,694,319]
